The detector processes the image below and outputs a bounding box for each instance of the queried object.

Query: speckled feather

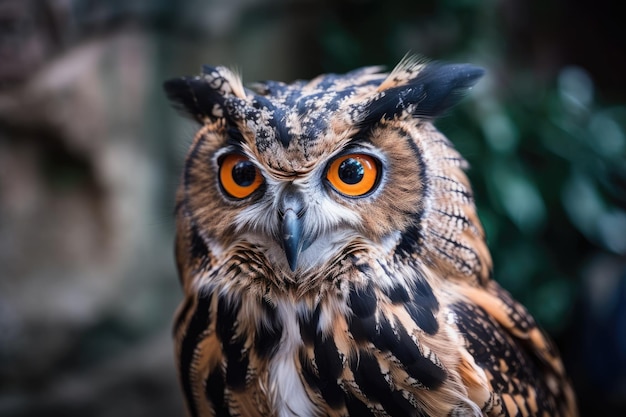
[165,57,577,417]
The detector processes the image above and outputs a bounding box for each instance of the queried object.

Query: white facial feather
[231,166,365,272]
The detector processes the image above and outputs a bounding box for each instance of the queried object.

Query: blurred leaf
[488,159,547,234]
[494,241,537,293]
[562,172,606,240]
[589,111,625,157]
[529,278,574,332]
[479,103,519,154]
[558,66,594,113]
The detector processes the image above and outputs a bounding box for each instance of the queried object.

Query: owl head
[165,57,491,291]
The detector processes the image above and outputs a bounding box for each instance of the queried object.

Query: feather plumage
[167,57,577,417]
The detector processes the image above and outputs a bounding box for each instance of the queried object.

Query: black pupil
[338,158,364,184]
[232,161,257,187]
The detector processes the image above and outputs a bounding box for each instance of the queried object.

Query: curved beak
[279,189,305,271]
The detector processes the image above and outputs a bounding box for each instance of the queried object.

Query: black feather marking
[351,351,417,416]
[252,95,292,148]
[299,349,321,389]
[182,131,205,191]
[254,298,283,359]
[405,277,439,335]
[215,295,249,391]
[408,63,484,117]
[163,76,227,124]
[349,283,377,318]
[299,305,347,408]
[405,303,439,335]
[348,314,376,344]
[393,320,447,389]
[173,297,194,337]
[227,127,246,143]
[345,394,377,417]
[383,284,410,304]
[273,107,291,148]
[314,335,345,408]
[179,292,214,417]
[204,365,231,416]
[433,207,471,228]
[395,223,423,257]
[189,224,208,261]
[360,63,484,125]
[298,304,321,346]
[392,124,428,257]
[373,313,401,352]
[215,294,237,340]
[355,262,374,275]
[349,311,398,352]
[413,273,438,310]
[359,84,424,125]
[224,336,249,391]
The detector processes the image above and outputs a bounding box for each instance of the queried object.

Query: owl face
[166,58,486,283]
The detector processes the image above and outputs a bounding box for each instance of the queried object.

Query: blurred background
[0,0,624,416]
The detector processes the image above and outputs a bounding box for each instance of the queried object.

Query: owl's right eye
[219,154,263,199]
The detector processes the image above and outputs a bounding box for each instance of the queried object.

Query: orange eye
[326,153,379,197]
[219,154,263,199]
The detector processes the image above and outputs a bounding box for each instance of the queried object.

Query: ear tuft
[409,63,485,117]
[360,62,484,126]
[163,66,246,124]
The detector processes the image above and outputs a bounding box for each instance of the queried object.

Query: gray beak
[279,189,305,271]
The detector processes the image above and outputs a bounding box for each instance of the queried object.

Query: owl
[164,57,578,417]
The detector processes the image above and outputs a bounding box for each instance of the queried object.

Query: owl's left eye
[326,153,380,197]
[219,154,263,199]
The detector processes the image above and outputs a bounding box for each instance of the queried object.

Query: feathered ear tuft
[360,61,484,126]
[163,66,246,124]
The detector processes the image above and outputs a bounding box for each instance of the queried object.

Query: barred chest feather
[174,232,576,417]
[175,249,486,417]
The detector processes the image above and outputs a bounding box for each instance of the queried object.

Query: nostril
[280,207,305,219]
[278,186,305,219]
